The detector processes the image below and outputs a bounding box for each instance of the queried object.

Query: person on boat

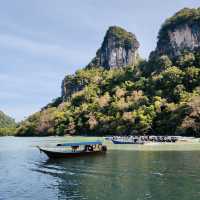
[71,146,79,152]
[84,145,94,152]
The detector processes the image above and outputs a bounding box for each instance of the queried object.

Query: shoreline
[1,135,200,151]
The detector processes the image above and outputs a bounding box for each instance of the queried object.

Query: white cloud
[0,32,92,65]
[0,33,68,58]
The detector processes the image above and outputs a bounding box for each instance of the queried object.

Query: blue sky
[0,0,199,121]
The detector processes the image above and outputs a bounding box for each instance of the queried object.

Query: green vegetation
[16,8,200,137]
[0,111,16,136]
[108,26,133,40]
[102,26,139,49]
[16,49,200,137]
[0,127,17,136]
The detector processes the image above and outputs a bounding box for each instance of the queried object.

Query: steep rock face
[152,8,200,59]
[155,23,200,58]
[62,26,140,100]
[168,24,200,50]
[88,26,140,69]
[61,75,85,100]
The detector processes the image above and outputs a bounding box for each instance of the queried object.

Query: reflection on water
[0,137,200,200]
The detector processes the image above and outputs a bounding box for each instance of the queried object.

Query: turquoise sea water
[0,136,200,200]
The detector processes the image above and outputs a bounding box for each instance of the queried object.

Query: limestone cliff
[151,8,200,59]
[62,26,140,100]
[88,26,140,69]
[61,75,85,100]
[16,7,200,137]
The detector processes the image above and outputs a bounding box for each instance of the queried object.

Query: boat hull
[112,140,144,144]
[39,147,106,159]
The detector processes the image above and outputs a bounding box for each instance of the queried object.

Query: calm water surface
[0,137,200,200]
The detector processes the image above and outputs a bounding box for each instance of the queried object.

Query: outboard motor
[102,145,107,152]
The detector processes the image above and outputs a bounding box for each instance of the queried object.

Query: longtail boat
[112,139,144,144]
[38,141,107,159]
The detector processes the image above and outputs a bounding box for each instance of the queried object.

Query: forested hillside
[0,111,16,136]
[16,8,200,137]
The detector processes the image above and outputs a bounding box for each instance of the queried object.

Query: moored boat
[38,141,107,159]
[112,139,144,144]
[112,140,144,144]
[110,136,178,144]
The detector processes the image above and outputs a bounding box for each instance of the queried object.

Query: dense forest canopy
[101,26,139,49]
[16,7,200,137]
[0,111,16,136]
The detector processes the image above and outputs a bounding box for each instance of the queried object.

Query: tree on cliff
[16,7,200,137]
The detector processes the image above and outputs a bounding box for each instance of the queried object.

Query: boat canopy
[58,140,102,147]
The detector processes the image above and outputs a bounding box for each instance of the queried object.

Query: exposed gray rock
[154,24,200,58]
[88,26,140,69]
[61,26,140,100]
[151,8,200,59]
[61,75,85,100]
